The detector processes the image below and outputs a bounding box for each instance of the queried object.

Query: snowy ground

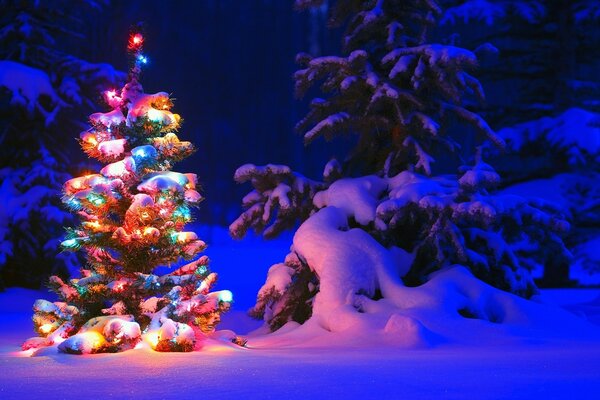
[1,228,600,399]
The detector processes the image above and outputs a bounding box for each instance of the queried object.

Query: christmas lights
[23,27,238,355]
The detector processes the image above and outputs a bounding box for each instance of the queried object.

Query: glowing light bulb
[39,323,53,334]
[132,33,143,45]
[61,238,79,249]
[88,193,106,206]
[137,54,148,64]
[84,221,101,230]
[146,331,160,349]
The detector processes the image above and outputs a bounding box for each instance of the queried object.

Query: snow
[137,172,187,193]
[313,176,386,225]
[499,173,600,283]
[303,112,350,144]
[0,61,59,112]
[258,263,294,296]
[283,205,598,345]
[498,108,600,156]
[90,108,126,127]
[126,92,179,127]
[97,138,127,158]
[382,45,477,68]
[1,248,600,398]
[1,225,600,396]
[442,0,545,25]
[499,173,575,209]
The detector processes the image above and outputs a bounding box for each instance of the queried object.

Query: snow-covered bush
[0,0,124,288]
[232,0,572,332]
[242,161,570,330]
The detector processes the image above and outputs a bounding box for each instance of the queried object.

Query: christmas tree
[22,29,234,354]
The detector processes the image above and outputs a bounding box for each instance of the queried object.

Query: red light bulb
[131,33,143,45]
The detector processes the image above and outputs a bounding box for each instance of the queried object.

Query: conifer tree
[0,0,124,289]
[23,29,234,354]
[232,0,571,331]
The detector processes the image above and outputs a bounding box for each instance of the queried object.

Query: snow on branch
[0,61,66,126]
[231,164,326,239]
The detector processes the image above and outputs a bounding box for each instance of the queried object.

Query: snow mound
[248,205,599,349]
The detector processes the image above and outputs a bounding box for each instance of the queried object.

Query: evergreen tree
[293,0,504,177]
[23,29,235,354]
[232,0,571,331]
[443,1,600,284]
[442,1,600,126]
[0,0,124,289]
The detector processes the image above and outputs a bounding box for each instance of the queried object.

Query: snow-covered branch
[230,164,326,239]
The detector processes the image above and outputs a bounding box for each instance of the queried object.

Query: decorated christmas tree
[22,29,234,354]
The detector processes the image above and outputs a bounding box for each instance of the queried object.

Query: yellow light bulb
[146,331,160,349]
[39,323,53,334]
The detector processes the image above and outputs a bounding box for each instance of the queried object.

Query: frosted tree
[0,0,124,289]
[443,1,600,284]
[233,0,571,332]
[293,0,504,177]
[22,30,236,354]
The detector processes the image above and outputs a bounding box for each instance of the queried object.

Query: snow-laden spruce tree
[22,30,236,354]
[232,0,571,332]
[0,0,124,289]
[443,1,600,284]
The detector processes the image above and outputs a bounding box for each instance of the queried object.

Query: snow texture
[267,204,595,347]
[498,108,600,157]
[1,262,599,399]
[0,61,60,119]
